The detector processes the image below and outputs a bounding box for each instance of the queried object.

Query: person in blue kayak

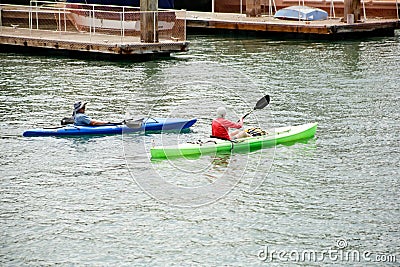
[73,101,110,126]
[211,107,250,140]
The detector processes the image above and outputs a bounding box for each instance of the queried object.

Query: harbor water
[1,32,399,265]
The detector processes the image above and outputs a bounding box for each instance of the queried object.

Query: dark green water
[1,32,399,265]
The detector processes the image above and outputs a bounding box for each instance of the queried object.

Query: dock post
[246,0,262,17]
[344,0,361,22]
[140,0,159,43]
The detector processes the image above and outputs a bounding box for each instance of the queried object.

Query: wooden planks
[183,11,399,38]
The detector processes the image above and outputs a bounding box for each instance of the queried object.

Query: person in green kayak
[211,107,250,140]
[73,101,110,126]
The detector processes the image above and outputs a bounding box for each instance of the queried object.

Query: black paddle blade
[254,95,270,110]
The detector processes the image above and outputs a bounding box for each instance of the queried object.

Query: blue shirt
[74,113,92,126]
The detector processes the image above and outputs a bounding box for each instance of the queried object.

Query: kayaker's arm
[222,118,244,129]
[89,120,111,126]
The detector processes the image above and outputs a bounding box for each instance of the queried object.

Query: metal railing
[0,1,187,42]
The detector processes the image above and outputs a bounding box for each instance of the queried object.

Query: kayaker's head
[216,107,226,118]
[74,101,87,114]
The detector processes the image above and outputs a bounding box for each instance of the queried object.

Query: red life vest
[211,118,243,140]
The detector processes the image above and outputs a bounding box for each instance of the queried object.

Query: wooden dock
[1,3,399,61]
[0,27,189,60]
[181,11,400,39]
[0,4,189,60]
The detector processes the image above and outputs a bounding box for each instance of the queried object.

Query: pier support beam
[344,0,362,23]
[140,0,158,43]
[246,0,261,17]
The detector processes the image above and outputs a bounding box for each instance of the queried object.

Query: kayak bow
[150,122,317,159]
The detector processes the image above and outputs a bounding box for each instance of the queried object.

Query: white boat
[65,1,176,35]
[274,6,328,21]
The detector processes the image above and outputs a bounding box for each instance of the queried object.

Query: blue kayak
[23,118,197,137]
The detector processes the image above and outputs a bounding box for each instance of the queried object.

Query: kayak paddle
[242,95,270,119]
[106,118,144,128]
[60,117,144,128]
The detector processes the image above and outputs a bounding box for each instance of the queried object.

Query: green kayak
[150,122,318,159]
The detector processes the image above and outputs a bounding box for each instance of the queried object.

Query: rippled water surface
[1,31,399,265]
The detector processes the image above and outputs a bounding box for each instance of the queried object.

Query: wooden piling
[140,0,158,43]
[344,0,362,23]
[246,0,262,17]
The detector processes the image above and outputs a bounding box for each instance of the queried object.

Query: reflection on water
[211,153,231,168]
